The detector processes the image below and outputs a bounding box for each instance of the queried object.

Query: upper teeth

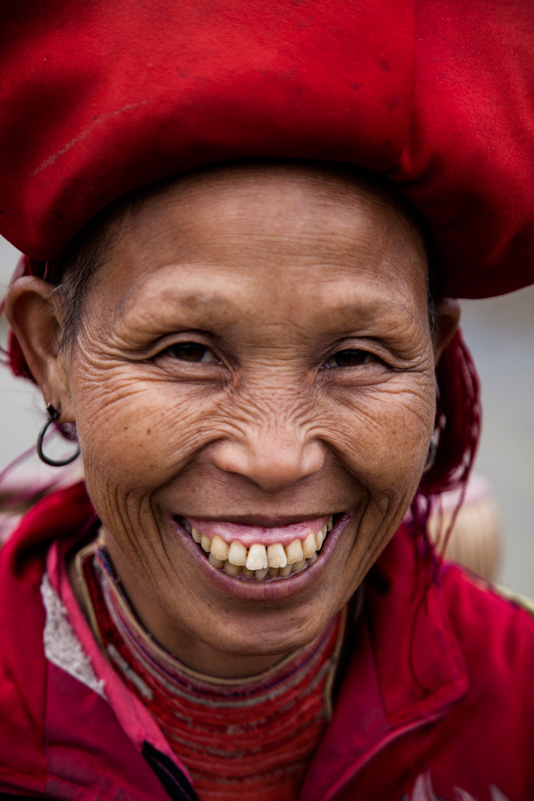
[186,517,332,578]
[266,543,287,568]
[246,543,268,571]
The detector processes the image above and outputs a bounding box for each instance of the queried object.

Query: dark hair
[50,202,120,351]
[409,327,481,577]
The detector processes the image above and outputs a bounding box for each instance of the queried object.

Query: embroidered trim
[40,572,106,698]
[404,772,510,801]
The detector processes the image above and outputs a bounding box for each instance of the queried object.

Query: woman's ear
[5,276,75,422]
[433,297,461,363]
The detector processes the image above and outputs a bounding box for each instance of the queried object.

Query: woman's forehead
[80,161,430,329]
[109,161,427,271]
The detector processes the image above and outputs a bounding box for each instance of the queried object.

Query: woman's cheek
[327,382,434,486]
[71,369,218,489]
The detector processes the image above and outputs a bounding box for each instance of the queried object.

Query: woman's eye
[165,342,219,363]
[324,349,378,369]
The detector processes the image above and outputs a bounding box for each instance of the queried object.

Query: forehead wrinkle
[93,171,429,336]
[117,166,426,267]
[98,195,428,334]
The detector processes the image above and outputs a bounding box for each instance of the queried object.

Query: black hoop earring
[36,403,81,467]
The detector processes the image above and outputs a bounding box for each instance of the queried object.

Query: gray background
[1,236,533,595]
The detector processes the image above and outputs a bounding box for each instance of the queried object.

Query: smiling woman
[9,164,457,677]
[0,3,533,801]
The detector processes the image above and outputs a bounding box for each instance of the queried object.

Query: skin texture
[7,163,459,678]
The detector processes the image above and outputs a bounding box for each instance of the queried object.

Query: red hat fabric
[0,0,533,298]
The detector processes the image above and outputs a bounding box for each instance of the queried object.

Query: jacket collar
[302,524,469,801]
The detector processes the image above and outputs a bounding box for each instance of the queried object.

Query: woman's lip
[169,513,352,601]
[175,514,333,527]
[180,515,329,548]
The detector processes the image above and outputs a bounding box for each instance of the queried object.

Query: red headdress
[0,0,532,299]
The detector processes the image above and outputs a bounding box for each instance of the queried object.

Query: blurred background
[1,235,533,595]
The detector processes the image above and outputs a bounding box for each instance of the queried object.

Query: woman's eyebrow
[117,282,250,325]
[321,297,418,321]
[118,281,418,328]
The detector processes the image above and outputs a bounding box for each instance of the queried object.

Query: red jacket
[1,483,533,800]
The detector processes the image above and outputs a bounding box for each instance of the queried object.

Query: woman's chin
[163,590,340,678]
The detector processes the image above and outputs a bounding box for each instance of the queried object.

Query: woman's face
[48,165,445,675]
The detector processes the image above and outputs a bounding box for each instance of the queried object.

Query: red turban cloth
[0,0,533,298]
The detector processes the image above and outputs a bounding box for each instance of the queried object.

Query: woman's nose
[210,428,326,492]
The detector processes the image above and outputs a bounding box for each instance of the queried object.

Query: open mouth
[176,514,343,582]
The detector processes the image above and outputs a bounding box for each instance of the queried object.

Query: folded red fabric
[0,0,533,297]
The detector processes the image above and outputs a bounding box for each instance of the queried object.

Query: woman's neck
[68,536,291,678]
